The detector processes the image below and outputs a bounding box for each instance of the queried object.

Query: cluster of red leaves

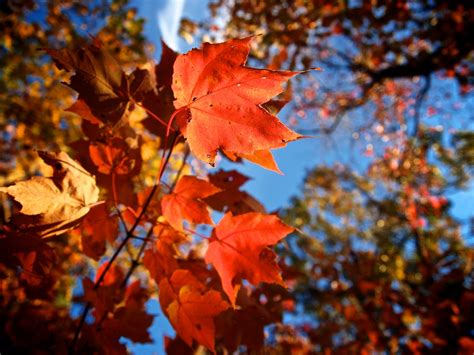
[372,144,449,231]
[291,249,474,354]
[0,37,301,353]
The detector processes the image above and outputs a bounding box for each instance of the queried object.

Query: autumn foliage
[1,1,473,354]
[0,32,301,353]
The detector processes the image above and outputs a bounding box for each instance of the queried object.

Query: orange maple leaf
[205,212,294,305]
[89,137,139,176]
[222,149,282,174]
[161,175,220,230]
[172,37,302,164]
[159,269,229,353]
[143,224,184,283]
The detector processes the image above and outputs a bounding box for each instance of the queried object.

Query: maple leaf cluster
[0,37,301,353]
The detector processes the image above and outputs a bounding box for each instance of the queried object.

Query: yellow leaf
[0,151,100,238]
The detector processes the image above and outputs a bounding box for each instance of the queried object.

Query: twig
[411,75,431,137]
[299,112,346,136]
[95,133,179,288]
[121,226,155,288]
[111,171,128,233]
[69,302,91,354]
[130,133,179,235]
[297,84,372,136]
[412,226,430,265]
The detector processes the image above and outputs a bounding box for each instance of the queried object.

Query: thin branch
[166,107,187,138]
[69,302,91,354]
[124,239,135,261]
[130,133,179,235]
[96,133,179,288]
[411,75,431,137]
[111,171,128,233]
[296,83,373,136]
[413,226,430,266]
[121,226,155,288]
[299,112,346,136]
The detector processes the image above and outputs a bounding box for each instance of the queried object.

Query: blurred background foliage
[0,1,152,352]
[0,0,147,184]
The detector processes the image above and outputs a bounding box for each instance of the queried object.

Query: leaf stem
[183,226,210,240]
[132,99,168,127]
[166,106,187,138]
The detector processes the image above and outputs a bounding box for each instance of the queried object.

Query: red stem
[183,226,211,240]
[166,106,187,138]
[133,99,168,127]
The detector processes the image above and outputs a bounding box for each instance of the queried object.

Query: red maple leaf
[172,37,301,164]
[102,281,153,343]
[204,170,265,215]
[80,203,118,261]
[89,137,140,176]
[205,212,294,305]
